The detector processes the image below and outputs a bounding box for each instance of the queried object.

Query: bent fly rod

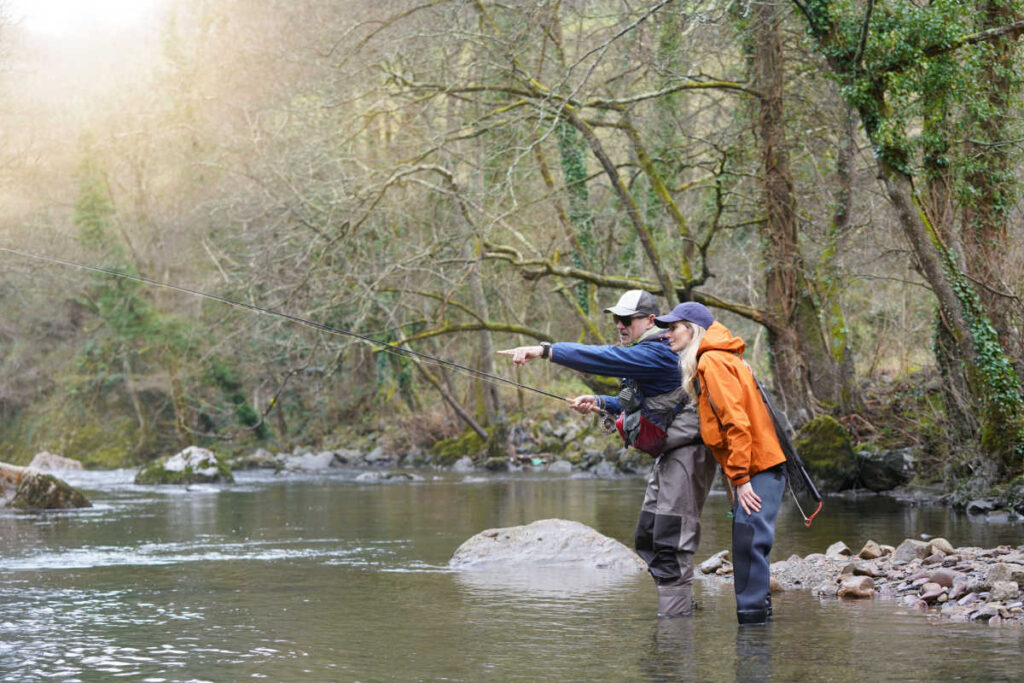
[0,247,568,403]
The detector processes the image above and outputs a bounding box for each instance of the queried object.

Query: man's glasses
[614,314,646,326]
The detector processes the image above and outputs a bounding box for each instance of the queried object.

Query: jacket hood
[698,321,746,355]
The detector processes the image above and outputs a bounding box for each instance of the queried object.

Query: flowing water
[1,468,1022,681]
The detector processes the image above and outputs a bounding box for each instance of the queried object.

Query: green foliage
[203,357,269,439]
[556,120,594,312]
[429,428,486,465]
[937,244,1024,466]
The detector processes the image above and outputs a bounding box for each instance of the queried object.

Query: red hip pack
[615,411,668,457]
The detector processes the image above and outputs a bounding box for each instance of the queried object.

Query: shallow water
[1,469,1022,681]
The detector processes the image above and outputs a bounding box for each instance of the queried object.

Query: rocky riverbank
[700,537,1024,627]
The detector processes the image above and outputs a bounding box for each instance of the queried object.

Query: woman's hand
[568,395,601,415]
[496,345,544,366]
[736,482,762,515]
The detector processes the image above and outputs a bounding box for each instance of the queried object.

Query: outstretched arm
[496,345,546,366]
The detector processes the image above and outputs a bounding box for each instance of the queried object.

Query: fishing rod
[0,247,569,403]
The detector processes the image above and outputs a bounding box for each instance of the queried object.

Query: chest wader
[631,400,718,618]
[731,464,786,625]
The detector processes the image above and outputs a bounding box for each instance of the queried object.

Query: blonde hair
[678,322,707,402]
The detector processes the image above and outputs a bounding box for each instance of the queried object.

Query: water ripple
[0,537,403,572]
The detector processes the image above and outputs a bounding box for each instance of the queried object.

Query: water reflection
[734,624,773,682]
[0,471,1020,681]
[454,566,643,597]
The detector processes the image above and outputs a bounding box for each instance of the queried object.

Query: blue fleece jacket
[549,333,681,414]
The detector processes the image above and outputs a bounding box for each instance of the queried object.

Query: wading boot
[736,608,769,626]
[656,583,696,618]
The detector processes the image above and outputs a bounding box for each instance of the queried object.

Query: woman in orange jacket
[654,302,787,626]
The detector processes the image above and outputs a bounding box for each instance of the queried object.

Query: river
[1,468,1022,681]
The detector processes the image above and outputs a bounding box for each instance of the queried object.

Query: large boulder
[795,415,857,491]
[450,518,646,572]
[855,447,914,492]
[27,452,84,472]
[135,446,234,485]
[0,462,91,509]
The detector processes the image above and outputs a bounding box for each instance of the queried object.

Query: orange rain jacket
[695,321,786,487]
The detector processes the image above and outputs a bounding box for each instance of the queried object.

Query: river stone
[971,604,1001,622]
[837,576,875,599]
[452,456,475,473]
[134,446,234,485]
[919,582,945,604]
[449,519,646,572]
[592,460,619,479]
[986,563,1024,585]
[948,581,968,601]
[826,541,852,559]
[232,448,280,470]
[856,447,913,491]
[928,568,957,588]
[929,538,955,555]
[892,539,930,563]
[966,499,997,514]
[700,550,730,574]
[991,581,1020,601]
[854,562,881,577]
[858,540,883,560]
[27,452,83,472]
[547,460,573,474]
[0,464,92,509]
[815,581,838,598]
[283,451,337,470]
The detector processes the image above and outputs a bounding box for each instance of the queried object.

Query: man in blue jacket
[498,290,718,617]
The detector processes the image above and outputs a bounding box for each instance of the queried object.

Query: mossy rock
[562,449,585,466]
[1003,474,1024,514]
[135,446,234,485]
[795,415,857,492]
[11,471,92,509]
[617,449,648,474]
[430,429,486,466]
[483,457,509,472]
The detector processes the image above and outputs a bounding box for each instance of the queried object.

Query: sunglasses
[614,314,647,326]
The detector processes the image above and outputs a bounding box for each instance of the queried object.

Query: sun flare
[9,0,165,36]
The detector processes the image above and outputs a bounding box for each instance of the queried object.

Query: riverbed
[1,469,1022,681]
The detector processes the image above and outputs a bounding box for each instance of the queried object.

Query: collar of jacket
[627,326,669,347]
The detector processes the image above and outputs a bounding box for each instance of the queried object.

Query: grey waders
[633,406,718,617]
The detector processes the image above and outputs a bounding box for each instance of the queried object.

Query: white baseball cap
[602,290,660,316]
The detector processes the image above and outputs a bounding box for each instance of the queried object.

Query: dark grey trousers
[731,465,786,623]
[634,443,718,588]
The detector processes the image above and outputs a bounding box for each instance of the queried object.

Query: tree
[792,0,1024,478]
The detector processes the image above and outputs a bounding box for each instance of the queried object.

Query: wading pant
[634,443,718,617]
[731,465,786,625]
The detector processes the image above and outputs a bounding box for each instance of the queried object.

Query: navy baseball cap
[654,302,714,329]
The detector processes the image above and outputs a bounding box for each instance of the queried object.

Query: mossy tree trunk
[793,0,1024,476]
[959,0,1024,372]
[749,0,822,421]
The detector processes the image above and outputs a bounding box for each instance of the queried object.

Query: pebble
[838,576,875,599]
[858,540,883,560]
[827,541,852,559]
[919,582,945,604]
[751,538,1024,628]
[928,568,957,588]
